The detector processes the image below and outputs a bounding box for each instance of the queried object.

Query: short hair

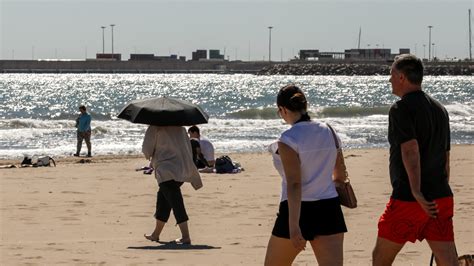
[276,85,308,112]
[79,105,86,111]
[393,54,424,85]
[188,125,200,134]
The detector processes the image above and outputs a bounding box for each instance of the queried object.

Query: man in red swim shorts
[372,54,458,266]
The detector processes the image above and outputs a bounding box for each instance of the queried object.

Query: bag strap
[327,124,349,182]
[327,123,340,150]
[49,157,56,167]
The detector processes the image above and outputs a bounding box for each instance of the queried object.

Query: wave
[1,119,39,129]
[227,106,390,119]
[317,106,390,117]
[46,112,115,121]
[444,103,473,117]
[227,108,279,119]
[0,119,73,129]
[92,126,108,135]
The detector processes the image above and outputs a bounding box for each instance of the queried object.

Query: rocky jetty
[257,63,473,76]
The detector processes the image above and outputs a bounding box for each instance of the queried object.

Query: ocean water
[0,74,472,159]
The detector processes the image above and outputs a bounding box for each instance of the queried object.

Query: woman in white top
[142,126,203,245]
[264,85,347,266]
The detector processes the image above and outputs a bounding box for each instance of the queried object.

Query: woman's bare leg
[144,219,165,241]
[264,235,302,266]
[176,221,191,244]
[309,233,344,266]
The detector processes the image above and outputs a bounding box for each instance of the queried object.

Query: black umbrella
[117,97,209,126]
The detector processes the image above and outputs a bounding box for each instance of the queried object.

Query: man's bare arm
[401,139,438,218]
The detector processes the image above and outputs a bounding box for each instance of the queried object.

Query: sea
[0,74,472,160]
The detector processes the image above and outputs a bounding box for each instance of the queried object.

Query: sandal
[172,238,191,245]
[144,234,160,242]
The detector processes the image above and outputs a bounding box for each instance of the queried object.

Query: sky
[1,0,472,61]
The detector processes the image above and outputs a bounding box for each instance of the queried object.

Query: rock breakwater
[257,63,473,76]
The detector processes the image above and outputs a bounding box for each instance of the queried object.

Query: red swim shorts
[377,196,454,244]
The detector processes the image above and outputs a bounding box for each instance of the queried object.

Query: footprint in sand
[23,256,43,260]
[61,191,86,194]
[56,216,80,221]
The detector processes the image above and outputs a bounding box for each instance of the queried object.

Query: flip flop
[143,169,153,175]
[171,238,191,245]
[136,166,152,171]
[144,234,160,242]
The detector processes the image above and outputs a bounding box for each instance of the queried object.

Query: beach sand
[1,145,472,265]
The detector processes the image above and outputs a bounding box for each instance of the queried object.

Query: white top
[269,121,339,202]
[142,126,203,190]
[199,136,215,162]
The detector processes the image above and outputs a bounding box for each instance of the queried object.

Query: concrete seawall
[0,60,472,75]
[0,60,272,74]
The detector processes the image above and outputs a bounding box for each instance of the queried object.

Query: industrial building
[95,53,122,61]
[209,49,225,60]
[298,48,411,61]
[192,50,207,61]
[299,50,320,60]
[129,54,185,61]
[344,49,391,60]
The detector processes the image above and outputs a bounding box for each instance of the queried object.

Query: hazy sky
[1,0,472,61]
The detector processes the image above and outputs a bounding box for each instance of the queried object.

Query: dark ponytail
[277,85,310,121]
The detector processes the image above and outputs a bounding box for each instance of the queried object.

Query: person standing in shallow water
[74,105,92,157]
[372,54,457,265]
[265,85,347,266]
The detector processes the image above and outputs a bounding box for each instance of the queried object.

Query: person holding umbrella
[142,125,202,244]
[118,97,207,244]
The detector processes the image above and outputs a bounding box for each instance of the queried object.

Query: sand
[1,145,473,265]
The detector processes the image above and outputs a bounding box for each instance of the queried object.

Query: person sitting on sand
[190,138,209,169]
[188,125,215,168]
[142,125,203,245]
[265,85,347,266]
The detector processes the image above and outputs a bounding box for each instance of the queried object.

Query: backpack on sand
[214,155,236,173]
[36,156,56,167]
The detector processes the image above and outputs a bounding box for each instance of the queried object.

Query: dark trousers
[155,180,189,224]
[76,131,91,154]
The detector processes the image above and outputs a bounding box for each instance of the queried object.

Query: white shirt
[270,121,339,202]
[199,137,215,162]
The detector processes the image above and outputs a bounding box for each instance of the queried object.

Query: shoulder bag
[327,124,357,209]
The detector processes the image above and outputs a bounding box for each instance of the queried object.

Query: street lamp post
[428,25,433,61]
[432,43,436,60]
[268,26,273,62]
[423,44,426,59]
[110,24,116,55]
[101,26,106,54]
[469,9,472,61]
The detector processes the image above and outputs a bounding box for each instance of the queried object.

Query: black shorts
[272,197,347,241]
